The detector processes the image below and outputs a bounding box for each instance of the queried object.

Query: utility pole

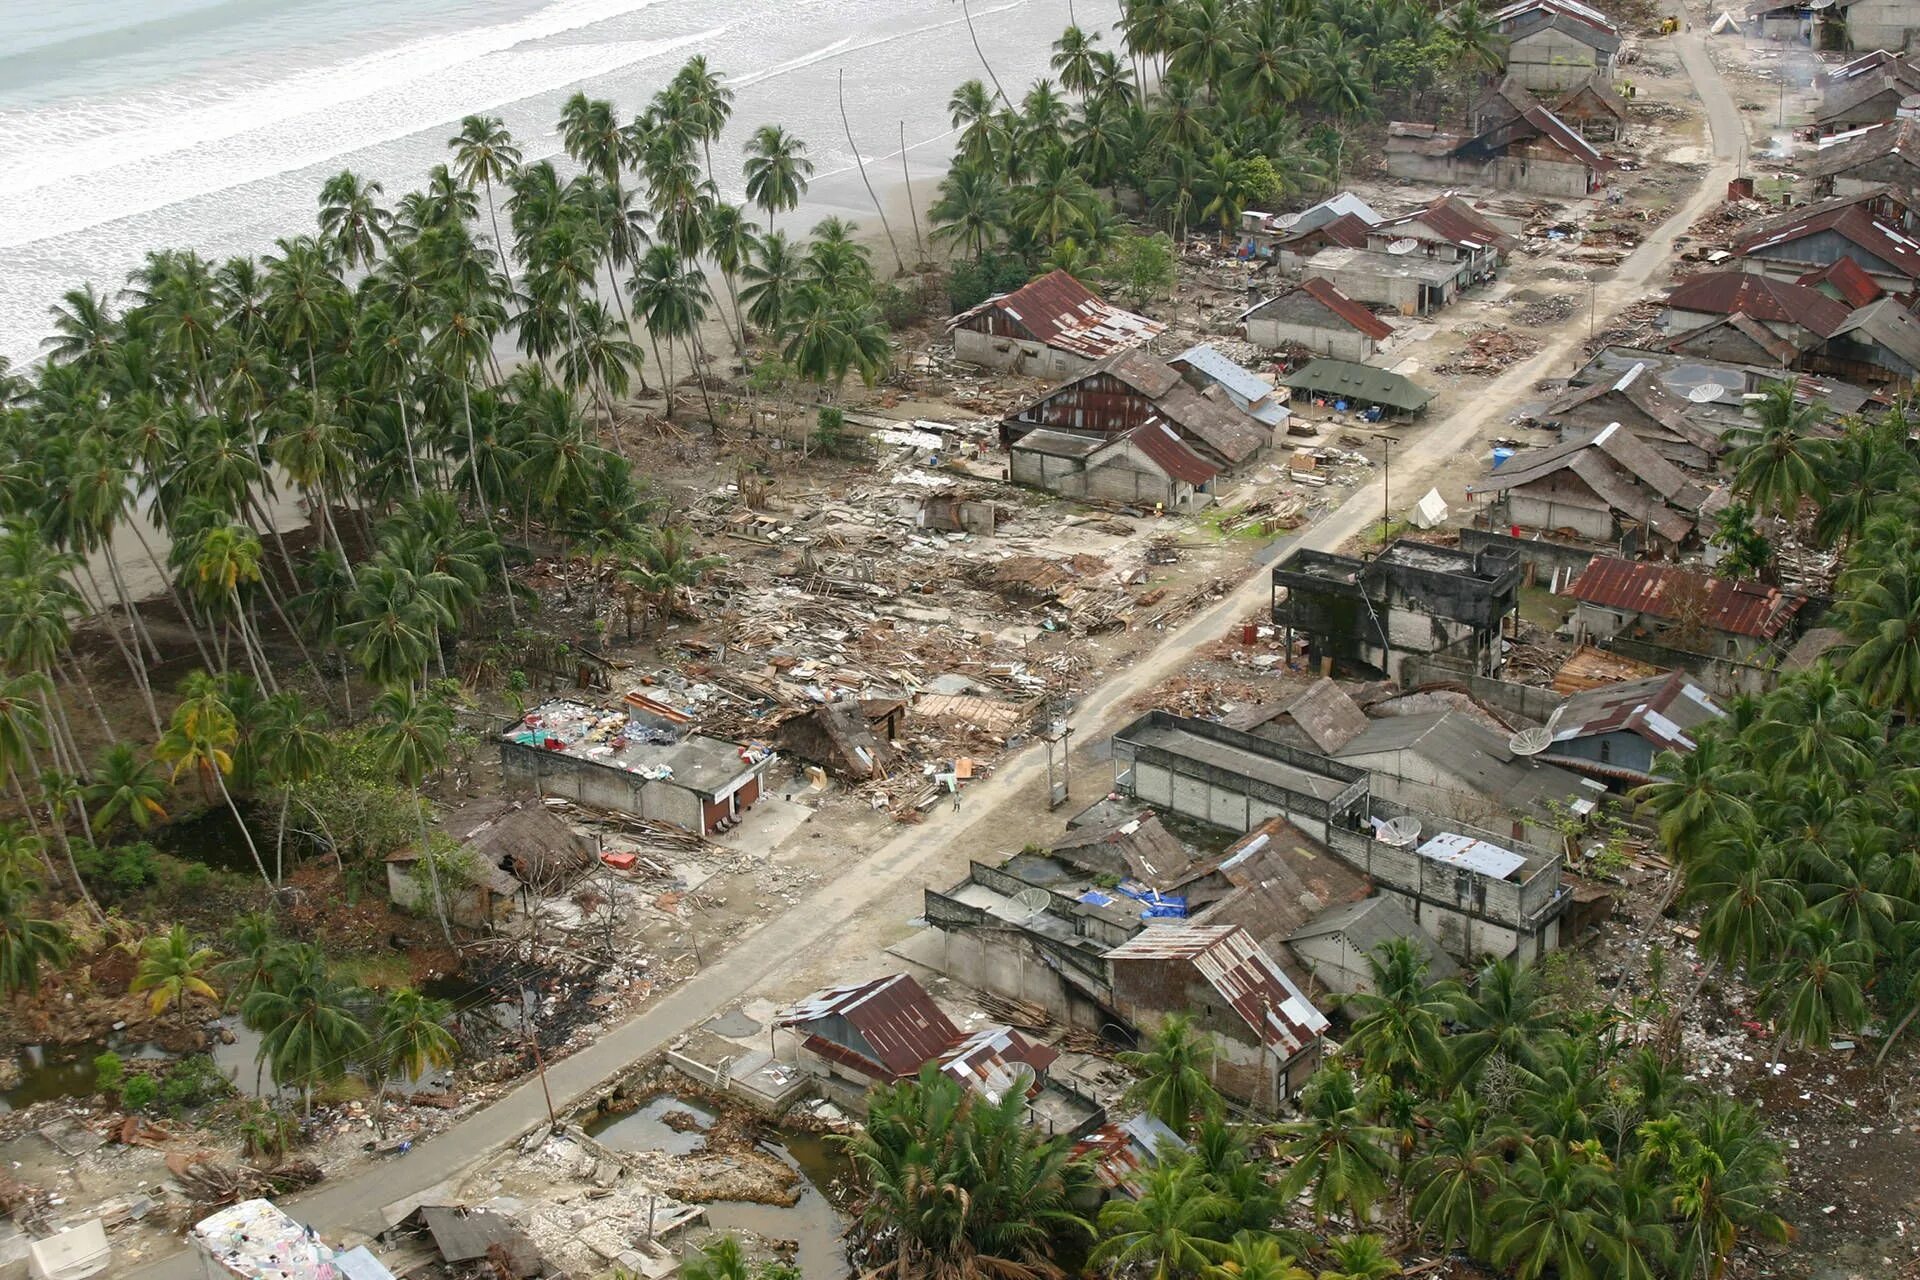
[1380,434,1402,542]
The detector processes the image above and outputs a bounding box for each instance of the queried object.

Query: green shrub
[120,1074,158,1111]
[158,1055,232,1112]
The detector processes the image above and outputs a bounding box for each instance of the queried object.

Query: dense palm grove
[1643,391,1920,1059]
[815,945,1787,1280]
[930,0,1503,301]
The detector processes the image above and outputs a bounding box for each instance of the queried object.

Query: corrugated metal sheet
[1566,555,1806,638]
[1105,923,1329,1057]
[948,269,1164,359]
[774,973,961,1077]
[1299,278,1394,341]
[1130,419,1220,486]
[1665,271,1852,337]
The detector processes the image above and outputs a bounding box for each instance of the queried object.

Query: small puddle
[588,1095,851,1277]
[586,1095,717,1157]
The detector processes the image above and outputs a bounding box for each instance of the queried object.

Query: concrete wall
[1245,318,1377,362]
[501,741,705,832]
[1399,655,1566,727]
[952,328,1088,379]
[1506,30,1605,92]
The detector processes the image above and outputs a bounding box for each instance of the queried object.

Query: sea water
[0,0,1112,365]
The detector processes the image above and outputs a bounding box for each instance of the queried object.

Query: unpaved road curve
[125,28,1741,1277]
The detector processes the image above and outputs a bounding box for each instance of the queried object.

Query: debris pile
[1434,326,1545,376]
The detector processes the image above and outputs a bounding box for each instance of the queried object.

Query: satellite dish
[1386,237,1420,256]
[1381,816,1422,847]
[1510,727,1554,757]
[1688,383,1727,403]
[1011,888,1052,920]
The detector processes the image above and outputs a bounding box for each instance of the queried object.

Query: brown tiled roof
[947,269,1164,359]
[1734,203,1920,282]
[1798,256,1884,307]
[1665,271,1853,337]
[1566,556,1806,639]
[1300,277,1394,340]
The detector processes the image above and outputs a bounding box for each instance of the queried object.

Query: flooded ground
[587,1092,851,1277]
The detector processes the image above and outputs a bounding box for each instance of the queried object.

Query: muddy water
[587,1096,852,1277]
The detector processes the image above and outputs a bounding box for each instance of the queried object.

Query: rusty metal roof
[1299,277,1394,341]
[1548,669,1726,754]
[1566,556,1806,639]
[774,973,961,1077]
[948,269,1164,360]
[936,1025,1057,1101]
[1665,271,1853,337]
[1129,418,1221,486]
[1105,923,1329,1057]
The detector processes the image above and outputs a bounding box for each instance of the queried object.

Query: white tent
[27,1221,109,1280]
[1409,488,1450,529]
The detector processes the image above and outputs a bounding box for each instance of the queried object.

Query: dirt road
[123,31,1742,1279]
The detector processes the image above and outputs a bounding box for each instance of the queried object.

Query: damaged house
[1241,277,1395,361]
[1109,712,1569,962]
[1539,359,1728,470]
[947,269,1164,379]
[1466,423,1712,554]
[1385,105,1616,198]
[775,698,901,780]
[1002,348,1272,470]
[1544,669,1728,784]
[501,696,773,836]
[919,862,1330,1107]
[1301,196,1515,316]
[1731,189,1920,295]
[1565,555,1808,661]
[1008,420,1220,512]
[1270,539,1521,681]
[1494,0,1622,93]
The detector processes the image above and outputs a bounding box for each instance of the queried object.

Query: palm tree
[1759,913,1871,1055]
[1201,1231,1310,1280]
[842,1063,1091,1280]
[1488,1140,1614,1280]
[1727,382,1832,518]
[241,942,368,1113]
[132,923,220,1034]
[742,125,814,235]
[0,857,70,997]
[1092,1159,1231,1279]
[1342,939,1453,1088]
[368,684,456,945]
[1271,1067,1393,1228]
[682,1236,752,1280]
[1407,1094,1508,1255]
[1117,1013,1222,1135]
[450,116,523,260]
[156,672,272,893]
[317,170,392,269]
[1447,957,1560,1082]
[85,742,169,835]
[1318,1236,1401,1280]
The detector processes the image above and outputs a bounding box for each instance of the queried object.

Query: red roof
[1127,418,1221,487]
[1566,557,1806,639]
[1734,203,1920,283]
[1664,271,1853,337]
[1300,277,1394,340]
[1797,256,1883,307]
[948,269,1164,360]
[774,973,960,1078]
